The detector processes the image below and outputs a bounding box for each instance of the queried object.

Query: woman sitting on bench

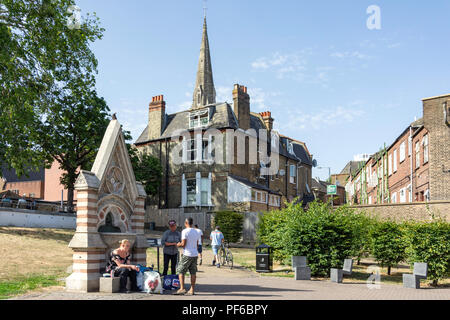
[106,239,140,293]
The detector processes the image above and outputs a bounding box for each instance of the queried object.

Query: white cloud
[330,51,371,60]
[387,42,402,49]
[281,101,366,132]
[216,86,232,103]
[247,88,282,112]
[251,51,309,80]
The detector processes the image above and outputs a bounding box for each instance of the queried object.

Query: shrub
[404,220,450,286]
[257,204,299,263]
[369,220,407,275]
[258,201,367,276]
[352,211,374,264]
[213,211,244,244]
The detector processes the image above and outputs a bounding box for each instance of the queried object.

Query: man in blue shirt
[209,226,224,268]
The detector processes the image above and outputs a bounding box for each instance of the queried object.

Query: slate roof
[0,164,45,183]
[135,103,238,144]
[228,174,282,195]
[311,178,328,193]
[135,102,313,167]
[340,161,365,175]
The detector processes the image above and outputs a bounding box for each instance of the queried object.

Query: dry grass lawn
[0,227,447,297]
[0,227,74,282]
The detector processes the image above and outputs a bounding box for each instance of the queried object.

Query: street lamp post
[317,166,333,207]
[317,167,331,183]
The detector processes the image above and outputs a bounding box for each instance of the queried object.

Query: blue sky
[76,0,450,181]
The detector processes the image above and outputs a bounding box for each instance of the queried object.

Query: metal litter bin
[256,244,273,273]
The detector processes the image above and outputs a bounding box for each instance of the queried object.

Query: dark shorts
[176,255,198,275]
[197,244,203,253]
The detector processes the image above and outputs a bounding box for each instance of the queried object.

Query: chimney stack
[260,111,274,131]
[233,84,250,130]
[148,95,166,141]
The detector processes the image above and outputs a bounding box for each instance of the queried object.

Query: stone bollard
[330,268,343,283]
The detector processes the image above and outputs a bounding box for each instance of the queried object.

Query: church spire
[192,17,216,109]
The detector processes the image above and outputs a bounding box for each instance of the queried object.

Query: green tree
[369,220,407,275]
[123,130,162,197]
[132,152,162,197]
[0,0,107,207]
[213,211,244,244]
[258,201,366,276]
[38,94,110,209]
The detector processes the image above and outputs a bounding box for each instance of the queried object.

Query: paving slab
[11,263,450,300]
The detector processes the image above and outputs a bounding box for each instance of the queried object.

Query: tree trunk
[387,266,391,275]
[67,187,74,213]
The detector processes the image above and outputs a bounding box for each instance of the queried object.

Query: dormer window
[189,109,209,129]
[287,140,294,154]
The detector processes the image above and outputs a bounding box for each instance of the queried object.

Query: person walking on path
[210,226,224,268]
[161,220,181,276]
[175,217,201,295]
[194,224,203,266]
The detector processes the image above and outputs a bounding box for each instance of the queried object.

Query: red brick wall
[44,160,78,202]
[412,127,430,201]
[387,129,413,203]
[5,181,44,199]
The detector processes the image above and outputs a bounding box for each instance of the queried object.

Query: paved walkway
[11,253,450,300]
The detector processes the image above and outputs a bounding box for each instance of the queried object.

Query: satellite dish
[279,169,285,176]
[312,159,318,168]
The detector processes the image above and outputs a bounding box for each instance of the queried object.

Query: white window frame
[289,164,296,184]
[424,189,430,202]
[183,172,212,207]
[393,149,398,172]
[399,142,406,163]
[251,190,268,204]
[186,178,197,206]
[268,195,281,207]
[399,188,406,203]
[408,136,412,156]
[189,109,209,129]
[388,154,392,176]
[415,141,420,168]
[391,192,397,204]
[423,134,429,164]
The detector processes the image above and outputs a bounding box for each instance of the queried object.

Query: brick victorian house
[346,93,450,204]
[134,18,314,213]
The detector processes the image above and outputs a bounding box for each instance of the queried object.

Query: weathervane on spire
[203,0,208,18]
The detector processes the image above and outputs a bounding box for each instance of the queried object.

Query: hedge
[257,200,450,284]
[257,201,370,276]
[404,220,450,285]
[213,211,244,244]
[369,220,407,275]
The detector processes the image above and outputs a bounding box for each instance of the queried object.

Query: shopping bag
[143,271,163,294]
[136,265,151,291]
[163,274,180,290]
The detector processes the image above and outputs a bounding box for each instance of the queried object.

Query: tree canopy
[0,0,109,208]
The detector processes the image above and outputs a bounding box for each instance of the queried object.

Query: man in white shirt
[175,217,201,295]
[194,224,203,266]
